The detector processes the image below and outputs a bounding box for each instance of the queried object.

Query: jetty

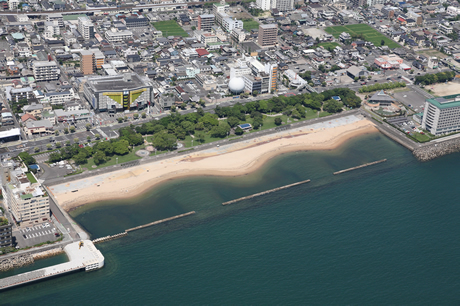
[222,180,311,205]
[0,240,104,291]
[333,159,387,175]
[126,211,196,232]
[93,232,128,244]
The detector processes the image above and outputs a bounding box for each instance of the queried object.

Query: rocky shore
[32,248,64,260]
[413,138,460,161]
[0,254,34,272]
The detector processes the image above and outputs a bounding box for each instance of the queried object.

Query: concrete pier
[125,211,196,233]
[222,180,311,205]
[333,159,387,175]
[93,232,128,244]
[0,240,104,291]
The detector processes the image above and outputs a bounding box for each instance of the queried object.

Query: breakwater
[333,159,387,175]
[93,232,128,244]
[0,254,34,272]
[222,180,311,205]
[126,211,196,233]
[413,137,460,161]
[32,248,64,260]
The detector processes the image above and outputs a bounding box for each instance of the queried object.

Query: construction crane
[79,241,84,249]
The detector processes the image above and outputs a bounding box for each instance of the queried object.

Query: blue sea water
[2,132,460,305]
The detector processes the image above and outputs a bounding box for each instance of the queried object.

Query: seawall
[413,137,460,161]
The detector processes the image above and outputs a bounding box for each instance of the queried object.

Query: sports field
[152,20,189,37]
[325,24,400,48]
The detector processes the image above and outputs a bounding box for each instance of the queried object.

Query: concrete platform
[0,240,104,290]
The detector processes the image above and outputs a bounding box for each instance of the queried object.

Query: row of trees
[358,82,406,93]
[414,71,456,86]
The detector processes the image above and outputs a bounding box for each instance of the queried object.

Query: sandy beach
[50,115,378,212]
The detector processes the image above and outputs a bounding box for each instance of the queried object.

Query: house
[23,119,53,136]
[20,113,36,124]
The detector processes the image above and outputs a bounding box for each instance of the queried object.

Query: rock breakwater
[0,254,34,272]
[413,138,460,161]
[32,248,64,260]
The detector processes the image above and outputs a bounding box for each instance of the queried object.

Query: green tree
[74,137,79,144]
[196,132,205,144]
[87,136,91,142]
[46,144,52,150]
[227,116,240,128]
[93,151,107,165]
[235,126,244,135]
[152,132,177,151]
[381,39,385,46]
[18,152,36,165]
[117,117,123,123]
[323,99,343,113]
[34,147,40,153]
[133,113,139,120]
[274,117,282,126]
[55,142,62,148]
[141,112,147,119]
[85,123,91,131]
[65,140,71,147]
[64,128,69,134]
[73,152,88,165]
[210,122,231,138]
[69,126,76,133]
[95,133,101,140]
[54,130,59,136]
[48,152,61,163]
[113,139,130,155]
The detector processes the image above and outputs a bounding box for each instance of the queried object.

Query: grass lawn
[243,19,260,31]
[152,20,189,37]
[317,42,340,49]
[84,149,142,171]
[325,24,401,49]
[26,172,37,183]
[410,132,431,142]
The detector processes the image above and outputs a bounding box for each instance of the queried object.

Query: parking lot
[15,222,61,248]
[393,88,428,114]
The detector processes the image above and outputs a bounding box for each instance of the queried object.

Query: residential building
[42,89,75,105]
[439,22,453,35]
[5,86,34,102]
[89,48,105,69]
[8,0,19,11]
[198,14,215,32]
[81,50,95,75]
[123,16,149,28]
[32,61,59,81]
[367,0,384,6]
[231,28,246,43]
[275,0,294,11]
[47,13,64,27]
[222,18,243,32]
[105,28,133,43]
[43,21,60,39]
[0,162,50,225]
[83,73,153,112]
[428,57,438,69]
[213,2,229,25]
[258,24,277,47]
[195,73,218,90]
[0,221,13,247]
[422,95,460,135]
[256,0,271,10]
[78,16,95,40]
[201,32,218,44]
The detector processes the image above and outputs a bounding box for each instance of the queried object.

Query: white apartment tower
[275,0,294,11]
[78,16,95,40]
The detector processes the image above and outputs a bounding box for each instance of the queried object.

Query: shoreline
[50,117,378,212]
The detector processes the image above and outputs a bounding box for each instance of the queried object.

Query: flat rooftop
[87,73,147,92]
[427,94,460,109]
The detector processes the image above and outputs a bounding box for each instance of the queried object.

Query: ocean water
[2,132,460,305]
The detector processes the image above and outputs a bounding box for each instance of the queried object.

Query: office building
[32,61,59,81]
[198,14,215,32]
[78,16,95,40]
[0,161,50,225]
[80,50,95,75]
[258,24,277,47]
[83,73,153,112]
[421,95,460,135]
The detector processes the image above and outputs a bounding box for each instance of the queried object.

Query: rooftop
[86,73,148,92]
[427,94,460,109]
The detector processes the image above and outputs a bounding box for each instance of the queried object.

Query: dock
[0,240,104,291]
[222,180,311,205]
[333,159,387,175]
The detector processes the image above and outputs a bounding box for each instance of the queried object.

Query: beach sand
[50,116,378,212]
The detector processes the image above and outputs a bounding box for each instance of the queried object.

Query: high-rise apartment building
[198,14,215,32]
[78,16,95,40]
[32,61,59,81]
[421,95,460,135]
[275,0,294,11]
[256,0,271,10]
[257,24,278,47]
[0,161,50,225]
[80,50,95,75]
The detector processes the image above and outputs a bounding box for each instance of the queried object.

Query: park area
[152,20,189,37]
[325,24,400,49]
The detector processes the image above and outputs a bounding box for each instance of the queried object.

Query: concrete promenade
[0,240,104,290]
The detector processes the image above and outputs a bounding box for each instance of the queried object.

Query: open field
[325,24,401,49]
[429,82,460,96]
[417,49,448,59]
[152,20,189,37]
[243,19,260,31]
